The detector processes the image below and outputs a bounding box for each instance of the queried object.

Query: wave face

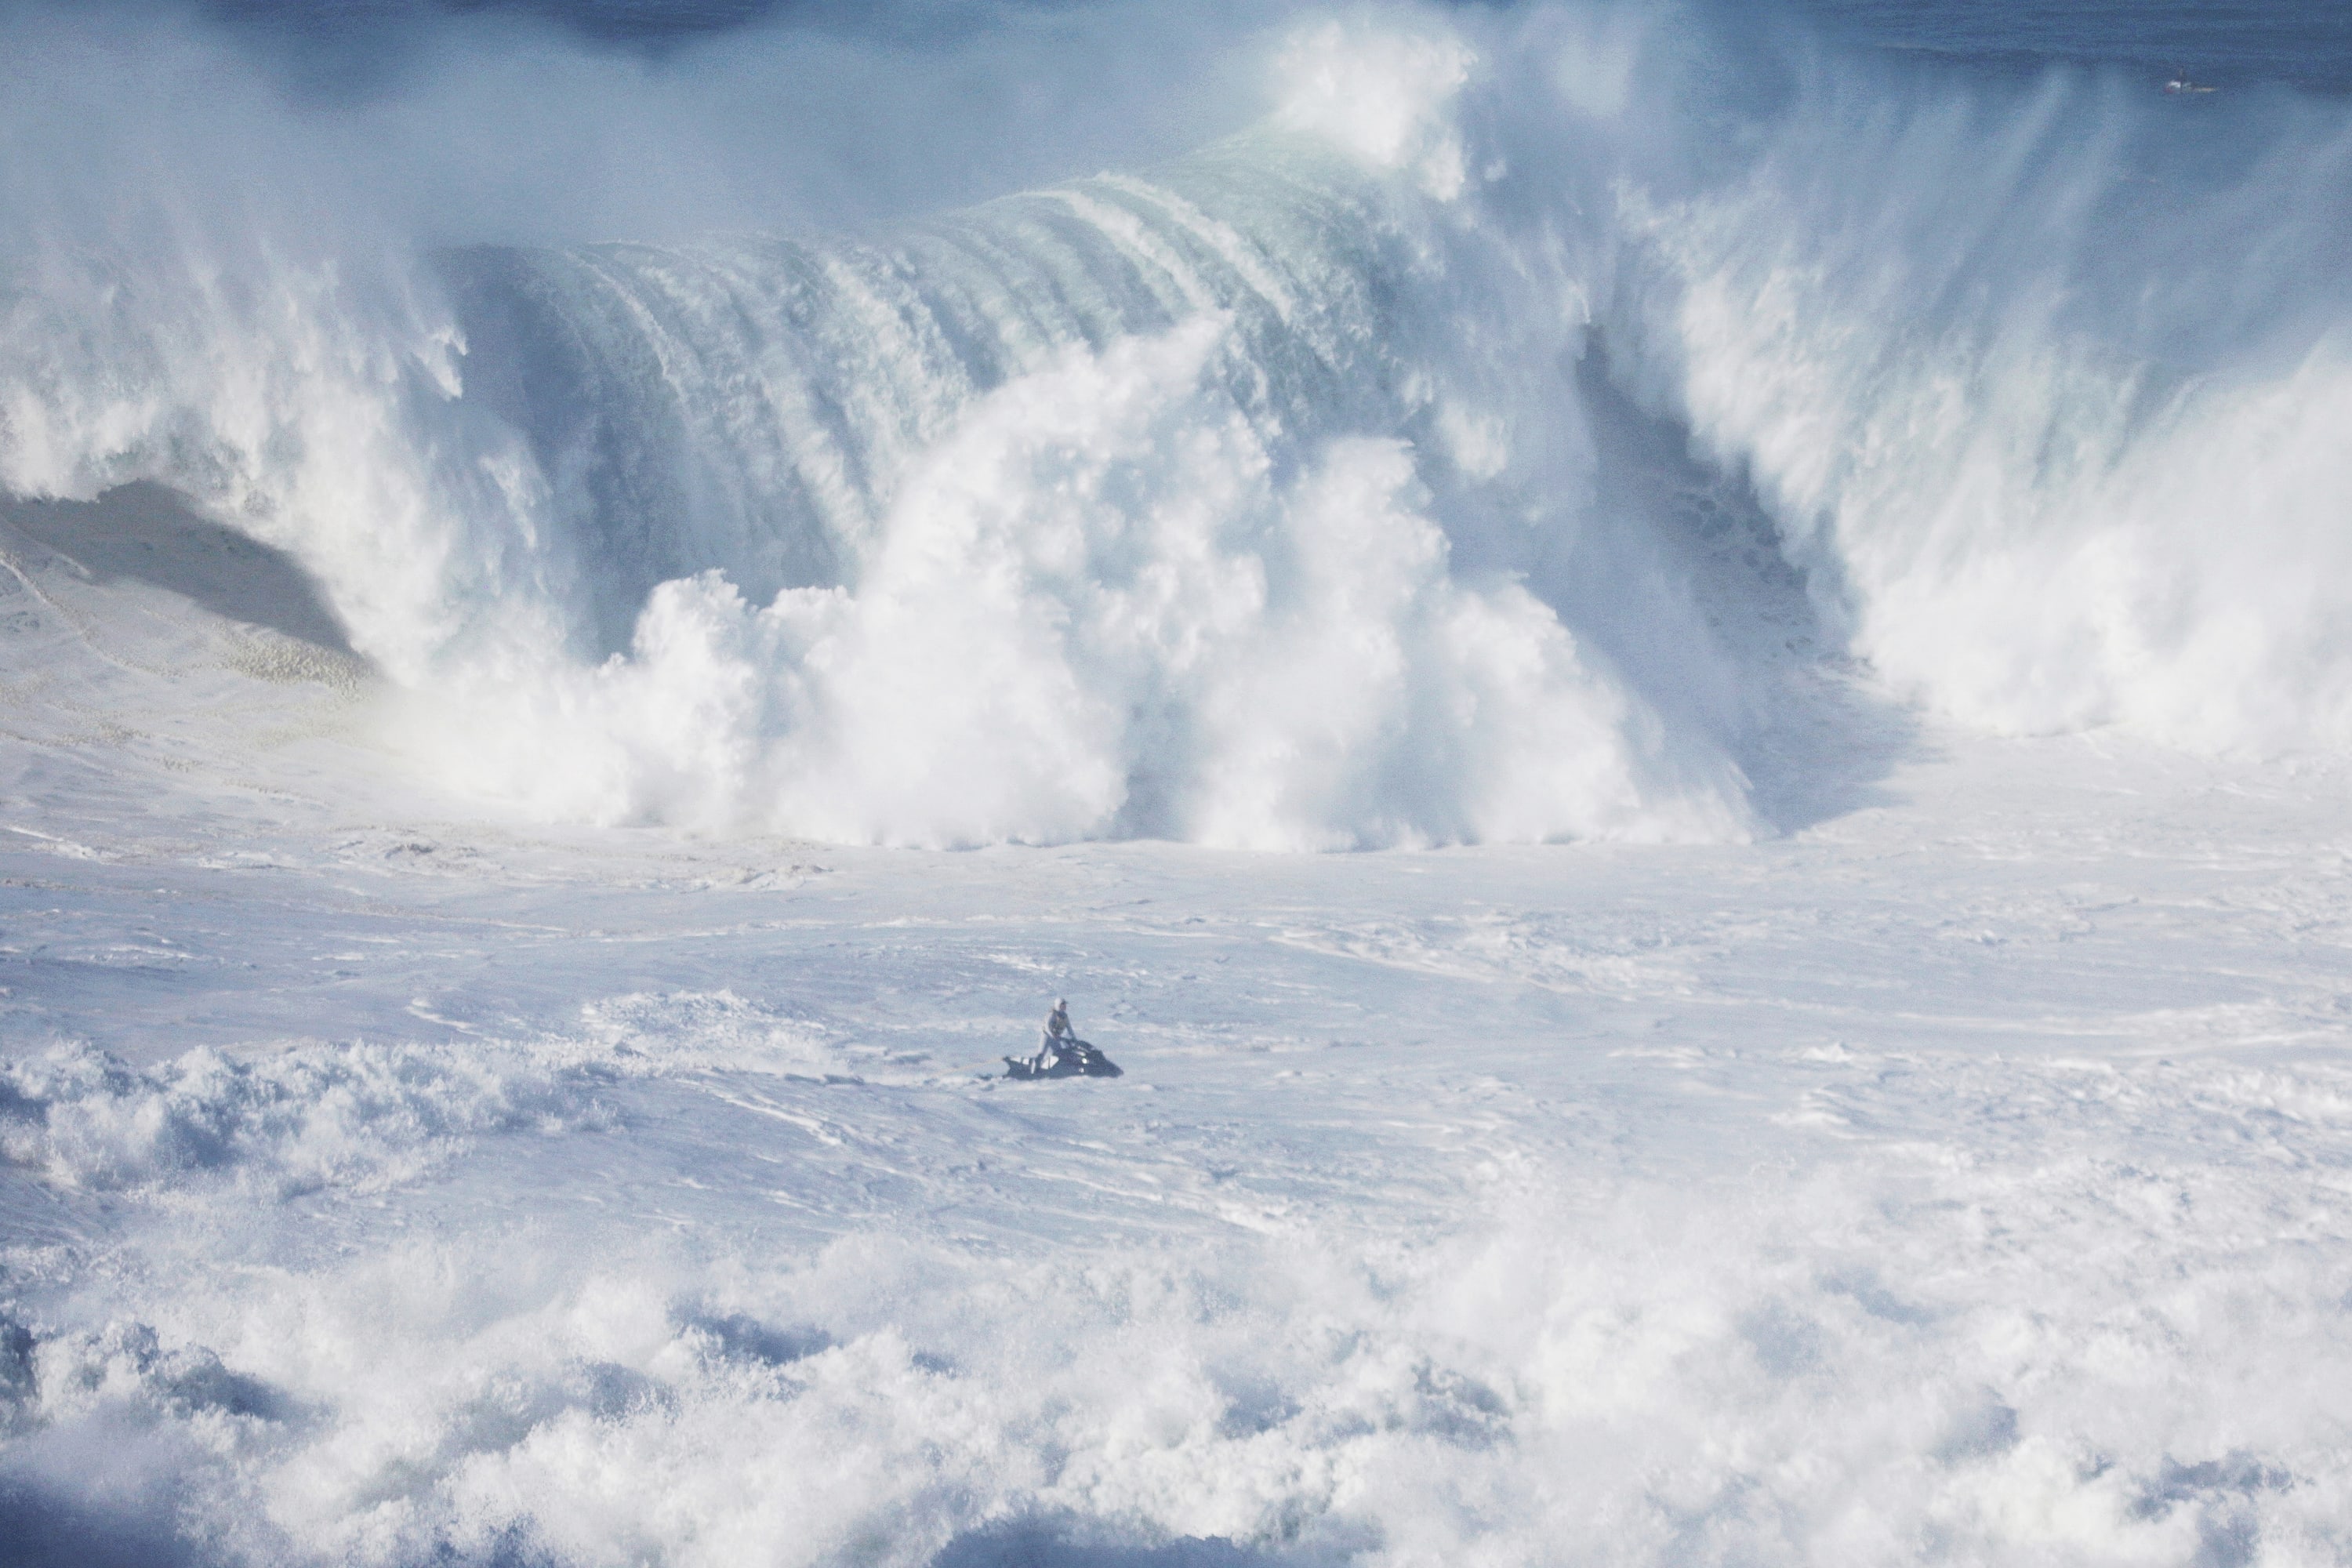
[424,98,1756,848]
[1605,49,2352,750]
[5,2,2352,844]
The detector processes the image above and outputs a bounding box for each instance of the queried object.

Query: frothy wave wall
[421,85,1758,848]
[1605,48,2352,749]
[5,2,2352,844]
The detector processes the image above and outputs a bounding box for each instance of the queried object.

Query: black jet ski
[1002,1038,1122,1080]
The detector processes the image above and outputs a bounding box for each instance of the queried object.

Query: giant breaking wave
[4,2,2350,846]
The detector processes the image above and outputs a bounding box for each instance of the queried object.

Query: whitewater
[5,0,2352,1563]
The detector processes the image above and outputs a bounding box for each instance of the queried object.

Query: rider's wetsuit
[1028,1003,1076,1072]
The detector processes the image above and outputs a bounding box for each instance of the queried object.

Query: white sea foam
[0,990,919,1201]
[5,1043,2350,1566]
[0,1040,603,1197]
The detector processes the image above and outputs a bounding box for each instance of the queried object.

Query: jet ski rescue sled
[1002,1040,1122,1080]
[1003,997,1122,1080]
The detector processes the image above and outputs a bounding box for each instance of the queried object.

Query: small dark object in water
[1002,1039,1122,1080]
[1003,997,1121,1079]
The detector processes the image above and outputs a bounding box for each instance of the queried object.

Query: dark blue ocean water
[1794,0,2352,93]
[63,0,2352,96]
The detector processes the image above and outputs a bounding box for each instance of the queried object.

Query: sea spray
[5,3,2352,842]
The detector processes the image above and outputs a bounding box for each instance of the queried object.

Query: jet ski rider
[1035,998,1076,1069]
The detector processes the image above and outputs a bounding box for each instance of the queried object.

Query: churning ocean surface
[9,1,2352,1566]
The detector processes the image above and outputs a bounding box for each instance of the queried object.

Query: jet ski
[1001,1038,1123,1080]
[1004,999,1123,1080]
